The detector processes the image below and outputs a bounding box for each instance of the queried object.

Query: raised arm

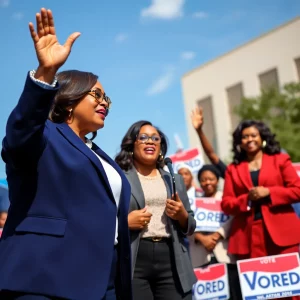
[191,107,228,178]
[191,107,220,165]
[4,8,80,155]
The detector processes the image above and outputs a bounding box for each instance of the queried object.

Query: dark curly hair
[49,70,98,140]
[115,120,168,171]
[232,120,281,164]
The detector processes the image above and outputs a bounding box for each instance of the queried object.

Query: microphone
[164,157,177,201]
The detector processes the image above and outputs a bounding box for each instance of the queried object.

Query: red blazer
[222,153,300,255]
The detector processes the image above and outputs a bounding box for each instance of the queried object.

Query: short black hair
[49,70,98,139]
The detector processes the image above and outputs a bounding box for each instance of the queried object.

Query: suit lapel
[56,123,115,201]
[125,168,145,209]
[236,160,253,190]
[159,169,172,199]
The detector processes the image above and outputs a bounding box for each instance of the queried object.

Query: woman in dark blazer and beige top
[115,120,197,300]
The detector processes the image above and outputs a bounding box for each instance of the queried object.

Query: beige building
[181,16,300,162]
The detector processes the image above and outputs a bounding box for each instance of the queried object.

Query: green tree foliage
[234,82,300,162]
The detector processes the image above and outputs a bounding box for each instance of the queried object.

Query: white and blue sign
[194,198,230,232]
[237,253,300,300]
[193,264,230,300]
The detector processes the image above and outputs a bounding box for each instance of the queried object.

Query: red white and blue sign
[193,263,230,300]
[169,148,204,175]
[237,253,300,300]
[194,198,230,232]
[293,163,300,177]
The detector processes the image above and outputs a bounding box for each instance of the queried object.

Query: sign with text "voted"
[193,263,230,300]
[194,198,230,232]
[237,253,300,300]
[170,148,204,175]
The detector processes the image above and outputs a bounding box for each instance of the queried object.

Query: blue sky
[0,0,299,178]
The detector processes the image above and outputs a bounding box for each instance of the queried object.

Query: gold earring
[158,153,164,162]
[262,140,267,148]
[129,152,133,156]
[69,109,73,117]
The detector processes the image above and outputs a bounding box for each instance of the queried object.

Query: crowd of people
[176,107,300,300]
[0,7,300,300]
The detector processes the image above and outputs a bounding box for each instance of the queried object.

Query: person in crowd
[188,164,242,300]
[177,164,201,211]
[115,120,196,300]
[0,8,132,300]
[177,164,201,252]
[191,106,300,217]
[222,120,300,300]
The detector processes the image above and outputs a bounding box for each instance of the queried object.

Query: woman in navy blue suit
[0,8,132,300]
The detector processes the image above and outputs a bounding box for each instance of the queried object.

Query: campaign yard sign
[169,148,204,175]
[194,198,230,232]
[293,163,300,177]
[193,263,230,300]
[237,253,300,300]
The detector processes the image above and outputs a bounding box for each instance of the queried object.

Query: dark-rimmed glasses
[136,134,161,144]
[88,89,112,110]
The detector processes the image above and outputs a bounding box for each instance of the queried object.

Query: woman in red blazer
[222,120,300,260]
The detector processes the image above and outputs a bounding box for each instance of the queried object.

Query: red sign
[293,163,300,177]
[169,148,204,174]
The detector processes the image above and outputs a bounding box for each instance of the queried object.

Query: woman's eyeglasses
[88,89,112,110]
[136,134,161,144]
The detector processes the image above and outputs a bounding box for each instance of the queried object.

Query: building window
[295,57,300,81]
[197,96,217,161]
[258,68,279,91]
[226,82,244,130]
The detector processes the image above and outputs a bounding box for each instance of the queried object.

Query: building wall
[181,17,300,161]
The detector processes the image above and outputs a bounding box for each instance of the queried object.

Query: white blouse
[86,139,122,245]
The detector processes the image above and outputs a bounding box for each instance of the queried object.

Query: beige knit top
[137,170,171,238]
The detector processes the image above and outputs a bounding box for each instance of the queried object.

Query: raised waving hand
[29,8,80,83]
[191,107,204,131]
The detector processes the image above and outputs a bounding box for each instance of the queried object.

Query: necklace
[249,160,261,171]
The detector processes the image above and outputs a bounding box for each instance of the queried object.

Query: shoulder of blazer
[225,162,235,173]
[274,152,291,164]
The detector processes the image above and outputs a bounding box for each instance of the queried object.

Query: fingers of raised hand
[64,32,81,50]
[47,10,56,35]
[36,11,44,38]
[29,22,39,44]
[41,8,50,35]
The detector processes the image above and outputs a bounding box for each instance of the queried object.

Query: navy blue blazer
[0,74,132,300]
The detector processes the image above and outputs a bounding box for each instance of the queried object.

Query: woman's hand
[128,207,152,230]
[248,186,270,201]
[194,233,217,252]
[191,107,204,131]
[29,8,81,83]
[165,193,188,221]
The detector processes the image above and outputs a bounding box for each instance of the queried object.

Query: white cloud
[115,33,128,43]
[12,12,24,20]
[141,0,185,20]
[181,51,196,60]
[146,68,175,95]
[0,0,10,7]
[192,11,209,19]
